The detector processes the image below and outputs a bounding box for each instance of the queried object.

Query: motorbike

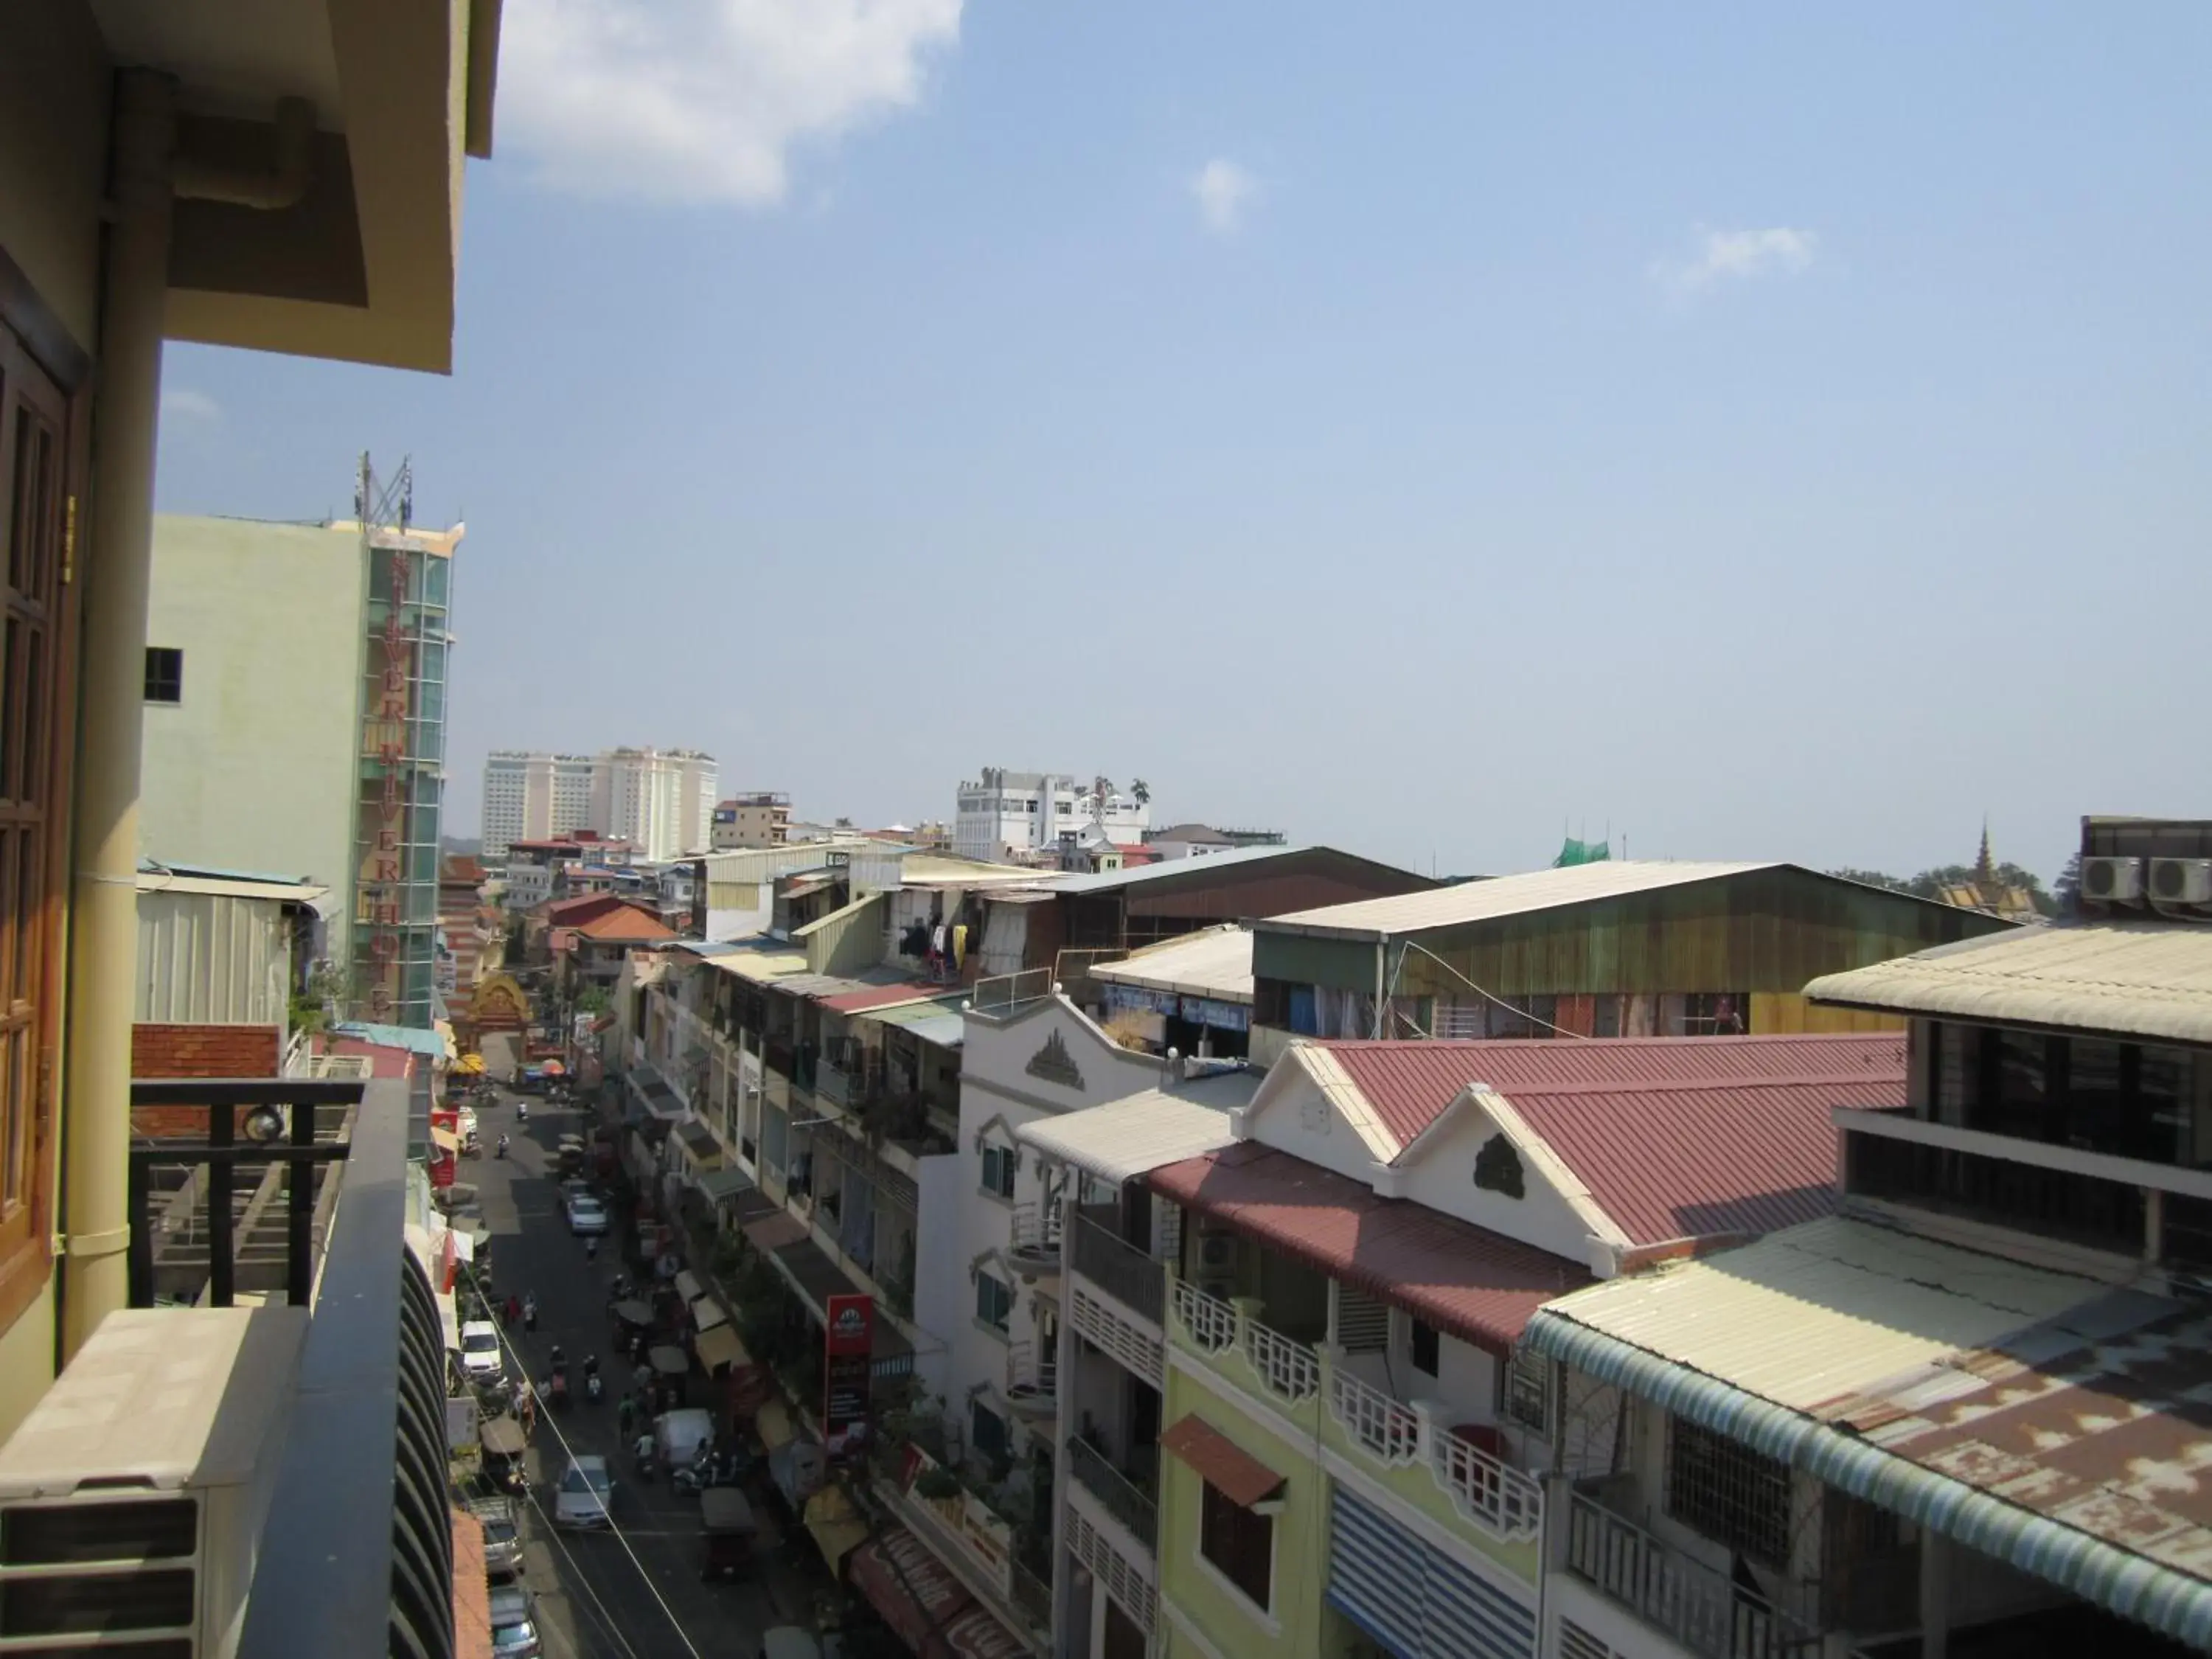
[546,1363,569,1411]
[495,1135,509,1159]
[515,1100,529,1124]
[583,1358,603,1404]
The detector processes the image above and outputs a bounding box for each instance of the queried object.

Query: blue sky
[154,2,2210,883]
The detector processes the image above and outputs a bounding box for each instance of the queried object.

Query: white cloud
[499,0,963,207]
[1189,158,1256,236]
[1651,226,1818,295]
[161,387,220,423]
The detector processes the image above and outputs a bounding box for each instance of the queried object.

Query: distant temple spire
[1975,818,1995,883]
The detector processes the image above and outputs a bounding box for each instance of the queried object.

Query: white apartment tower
[953,767,1150,861]
[480,751,594,860]
[589,747,717,861]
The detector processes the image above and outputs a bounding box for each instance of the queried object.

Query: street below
[467,1087,815,1659]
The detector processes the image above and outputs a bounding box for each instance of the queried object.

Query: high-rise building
[953,768,1150,861]
[139,506,462,1028]
[480,750,594,860]
[590,746,715,861]
[710,791,792,849]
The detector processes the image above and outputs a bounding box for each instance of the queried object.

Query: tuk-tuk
[481,1414,529,1495]
[557,1144,586,1178]
[700,1486,757,1582]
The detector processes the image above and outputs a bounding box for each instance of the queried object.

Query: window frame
[980,1141,1017,1200]
[1197,1478,1276,1616]
[1409,1316,1440,1378]
[0,305,85,1336]
[142,645,181,703]
[974,1270,1012,1335]
[1665,1413,1792,1567]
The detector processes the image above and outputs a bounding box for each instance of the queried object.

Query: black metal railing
[237,1079,451,1659]
[1069,1436,1158,1548]
[126,1078,365,1309]
[1073,1216,1164,1324]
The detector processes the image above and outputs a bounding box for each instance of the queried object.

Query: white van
[654,1407,715,1471]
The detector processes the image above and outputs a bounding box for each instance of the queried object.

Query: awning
[691,1298,730,1335]
[756,1399,796,1454]
[745,1212,810,1252]
[675,1270,706,1304]
[697,1166,756,1203]
[803,1486,871,1571]
[941,1606,1029,1659]
[859,998,967,1050]
[1161,1414,1283,1509]
[849,1527,973,1652]
[675,1120,722,1166]
[695,1324,749,1374]
[1016,1087,1244,1185]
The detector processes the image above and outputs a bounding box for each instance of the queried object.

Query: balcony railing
[1330,1366,1420,1465]
[1171,1276,1543,1544]
[127,1078,366,1308]
[1565,1494,1820,1659]
[1069,1436,1158,1550]
[1074,1218,1165,1323]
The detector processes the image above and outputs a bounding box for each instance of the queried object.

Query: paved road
[467,1090,816,1659]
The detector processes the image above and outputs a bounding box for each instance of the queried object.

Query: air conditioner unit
[2149,858,2212,905]
[1195,1231,1237,1272]
[0,1307,305,1658]
[2080,855,2145,907]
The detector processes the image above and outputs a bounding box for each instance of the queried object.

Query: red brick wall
[131,1023,282,1137]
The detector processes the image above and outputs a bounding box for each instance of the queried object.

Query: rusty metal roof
[1147,1141,1588,1356]
[1315,1033,1906,1246]
[1529,1219,2212,1639]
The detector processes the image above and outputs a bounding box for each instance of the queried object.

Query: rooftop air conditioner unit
[2149,858,2212,906]
[2080,855,2144,908]
[0,1307,306,1658]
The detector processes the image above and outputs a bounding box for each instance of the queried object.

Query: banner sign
[823,1293,874,1455]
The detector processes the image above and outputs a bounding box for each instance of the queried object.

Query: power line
[1387,938,1594,1040]
[460,1256,703,1659]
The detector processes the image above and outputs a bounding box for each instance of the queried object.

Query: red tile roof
[1318,1033,1903,1245]
[571,906,677,943]
[1148,1141,1588,1355]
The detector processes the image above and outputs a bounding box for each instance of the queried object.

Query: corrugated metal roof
[1147,1142,1589,1355]
[699,945,811,984]
[1015,1077,1255,1183]
[1535,1216,2101,1413]
[1528,1222,2212,1648]
[1092,926,1254,1001]
[1160,1414,1284,1506]
[136,869,327,904]
[891,854,1051,889]
[858,998,967,1048]
[1261,860,1776,938]
[1806,919,2212,1047]
[818,982,948,1015]
[1315,1033,1906,1246]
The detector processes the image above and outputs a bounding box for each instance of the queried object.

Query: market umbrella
[456,1052,487,1076]
[542,1058,567,1076]
[649,1344,689,1376]
[611,1299,654,1327]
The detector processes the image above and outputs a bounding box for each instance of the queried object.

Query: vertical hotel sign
[358,540,414,1020]
[822,1293,873,1455]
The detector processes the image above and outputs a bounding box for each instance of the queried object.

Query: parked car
[470,1497,523,1579]
[553,1455,613,1528]
[489,1585,543,1658]
[459,1321,504,1383]
[564,1192,608,1237]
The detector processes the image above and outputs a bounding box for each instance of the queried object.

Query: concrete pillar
[1049,1175,1079,1658]
[1919,1528,1950,1659]
[60,69,175,1356]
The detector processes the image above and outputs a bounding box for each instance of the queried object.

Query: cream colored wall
[0,1279,58,1443]
[0,0,108,355]
[139,515,366,960]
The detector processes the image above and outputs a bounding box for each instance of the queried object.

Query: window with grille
[1504,1345,1551,1433]
[0,324,73,1332]
[1666,1416,1791,1565]
[981,1142,1016,1199]
[142,647,181,703]
[1199,1480,1273,1612]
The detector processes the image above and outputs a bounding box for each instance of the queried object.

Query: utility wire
[1388,938,1593,1040]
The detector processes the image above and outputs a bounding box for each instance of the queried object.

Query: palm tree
[1131,778,1150,807]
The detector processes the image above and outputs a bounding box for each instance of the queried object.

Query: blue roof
[332,1021,450,1059]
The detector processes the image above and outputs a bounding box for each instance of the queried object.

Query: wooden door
[0,320,80,1329]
